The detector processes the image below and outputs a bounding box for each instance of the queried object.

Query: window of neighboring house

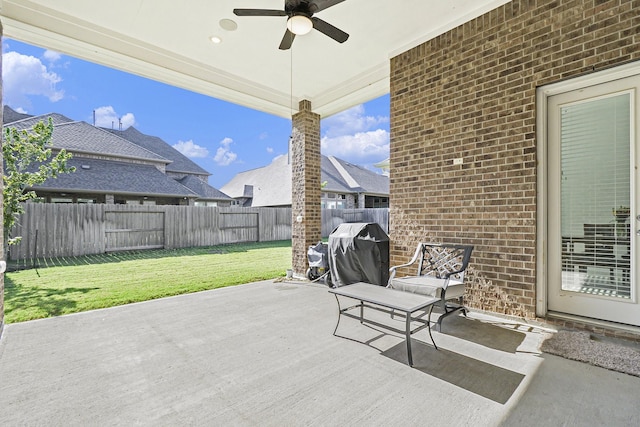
[365,196,389,208]
[195,201,218,207]
[77,198,96,204]
[50,197,73,203]
[142,200,157,206]
[125,200,141,205]
[324,200,346,209]
[322,193,347,209]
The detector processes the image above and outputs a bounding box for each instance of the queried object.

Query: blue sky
[2,38,390,188]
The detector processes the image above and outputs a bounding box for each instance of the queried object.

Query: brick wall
[291,100,322,275]
[389,0,640,319]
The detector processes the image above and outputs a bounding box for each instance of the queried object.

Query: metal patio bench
[388,242,474,331]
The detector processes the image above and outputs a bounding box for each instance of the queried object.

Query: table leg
[406,313,413,367]
[427,304,438,350]
[332,294,342,336]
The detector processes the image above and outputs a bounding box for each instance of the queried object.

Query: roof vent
[81,164,91,170]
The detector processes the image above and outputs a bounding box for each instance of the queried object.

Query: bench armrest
[388,245,424,283]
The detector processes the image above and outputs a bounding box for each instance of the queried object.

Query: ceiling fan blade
[279,30,296,50]
[233,9,287,17]
[309,0,346,13]
[311,17,349,43]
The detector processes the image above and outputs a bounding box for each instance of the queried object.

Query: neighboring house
[104,126,231,206]
[221,154,389,209]
[2,106,232,206]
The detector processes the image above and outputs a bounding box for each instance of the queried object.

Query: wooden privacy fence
[321,208,389,237]
[8,204,388,261]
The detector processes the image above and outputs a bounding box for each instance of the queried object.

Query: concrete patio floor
[1,280,639,426]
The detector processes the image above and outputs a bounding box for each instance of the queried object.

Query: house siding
[389,0,640,319]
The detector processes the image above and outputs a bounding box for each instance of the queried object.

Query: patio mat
[541,329,640,377]
[437,315,526,353]
[382,341,524,404]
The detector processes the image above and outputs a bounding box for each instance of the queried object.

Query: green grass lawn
[4,241,292,323]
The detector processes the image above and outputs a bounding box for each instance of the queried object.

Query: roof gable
[4,111,74,129]
[105,127,210,176]
[2,105,34,123]
[178,175,230,200]
[327,156,389,195]
[220,155,292,207]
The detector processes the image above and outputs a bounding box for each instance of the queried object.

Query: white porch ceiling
[0,0,509,118]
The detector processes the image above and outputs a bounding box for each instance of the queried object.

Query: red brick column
[291,100,321,277]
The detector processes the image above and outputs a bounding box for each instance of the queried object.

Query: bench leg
[434,298,467,332]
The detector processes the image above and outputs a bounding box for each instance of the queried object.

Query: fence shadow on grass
[7,240,292,272]
[4,276,100,322]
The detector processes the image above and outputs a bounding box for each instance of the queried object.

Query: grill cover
[328,222,389,287]
[307,242,328,269]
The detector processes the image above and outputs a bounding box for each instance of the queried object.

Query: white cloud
[2,51,64,109]
[173,140,209,158]
[321,129,390,163]
[93,106,136,129]
[321,104,390,165]
[322,104,389,138]
[266,147,274,154]
[43,49,62,63]
[214,137,238,166]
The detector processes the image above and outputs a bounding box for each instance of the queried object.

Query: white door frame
[536,61,640,319]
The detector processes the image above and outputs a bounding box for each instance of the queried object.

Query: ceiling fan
[233,0,349,50]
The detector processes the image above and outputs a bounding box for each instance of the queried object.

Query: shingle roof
[5,111,74,129]
[220,155,292,207]
[32,157,197,198]
[220,154,389,207]
[177,175,231,200]
[2,105,34,123]
[51,122,169,163]
[104,127,210,175]
[326,156,389,195]
[321,157,353,193]
[2,111,170,164]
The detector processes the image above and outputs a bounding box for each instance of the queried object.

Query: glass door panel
[560,94,631,298]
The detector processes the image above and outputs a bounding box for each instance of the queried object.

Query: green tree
[3,118,75,245]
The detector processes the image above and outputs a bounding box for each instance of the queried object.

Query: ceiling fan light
[287,15,312,35]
